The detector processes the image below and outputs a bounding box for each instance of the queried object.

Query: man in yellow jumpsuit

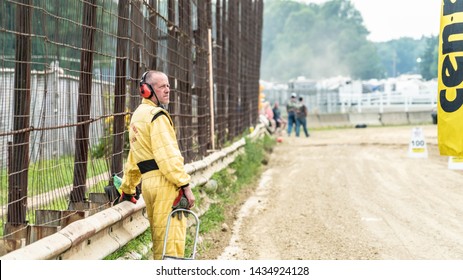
[119,70,195,260]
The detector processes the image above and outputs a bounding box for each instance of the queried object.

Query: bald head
[144,70,170,106]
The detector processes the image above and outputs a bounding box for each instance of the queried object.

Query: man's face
[151,73,170,105]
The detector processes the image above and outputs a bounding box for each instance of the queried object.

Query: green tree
[261,0,384,82]
[419,36,438,80]
[375,37,429,78]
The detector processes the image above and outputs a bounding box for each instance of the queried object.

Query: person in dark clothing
[272,101,287,135]
[286,93,298,136]
[296,96,310,137]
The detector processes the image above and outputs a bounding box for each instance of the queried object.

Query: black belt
[137,159,159,174]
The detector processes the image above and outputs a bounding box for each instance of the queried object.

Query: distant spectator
[296,96,309,137]
[272,101,287,135]
[286,93,299,136]
[260,101,276,133]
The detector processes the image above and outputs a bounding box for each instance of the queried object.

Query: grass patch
[198,203,225,234]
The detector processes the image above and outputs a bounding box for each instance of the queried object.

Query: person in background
[259,101,276,133]
[286,93,299,136]
[272,101,287,135]
[296,96,310,137]
[119,70,195,260]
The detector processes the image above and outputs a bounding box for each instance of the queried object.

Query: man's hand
[172,185,195,220]
[182,185,196,209]
[119,192,137,204]
[172,189,189,220]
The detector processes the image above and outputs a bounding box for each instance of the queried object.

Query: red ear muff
[139,71,153,99]
[139,83,153,99]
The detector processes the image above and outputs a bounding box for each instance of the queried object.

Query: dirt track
[215,125,463,260]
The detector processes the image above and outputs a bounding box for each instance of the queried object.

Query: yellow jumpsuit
[120,98,190,260]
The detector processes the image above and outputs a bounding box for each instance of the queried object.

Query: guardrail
[0,124,267,260]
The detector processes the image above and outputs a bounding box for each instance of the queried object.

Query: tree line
[261,0,438,82]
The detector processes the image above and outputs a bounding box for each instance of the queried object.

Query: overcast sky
[301,0,441,42]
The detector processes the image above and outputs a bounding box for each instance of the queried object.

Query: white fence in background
[264,89,437,114]
[339,91,437,113]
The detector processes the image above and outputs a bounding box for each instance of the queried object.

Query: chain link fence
[0,0,263,246]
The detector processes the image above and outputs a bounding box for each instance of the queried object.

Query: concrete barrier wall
[380,112,409,126]
[307,114,321,128]
[306,110,433,128]
[348,113,381,126]
[408,111,433,124]
[317,113,350,127]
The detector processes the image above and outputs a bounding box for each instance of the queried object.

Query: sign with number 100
[408,127,428,158]
[438,0,463,156]
[411,140,425,147]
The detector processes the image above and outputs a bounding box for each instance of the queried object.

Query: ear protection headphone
[139,70,165,109]
[139,71,154,99]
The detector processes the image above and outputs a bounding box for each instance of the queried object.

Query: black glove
[135,184,142,200]
[172,189,189,220]
[119,192,137,204]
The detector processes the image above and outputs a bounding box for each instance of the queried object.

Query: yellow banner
[437,0,463,156]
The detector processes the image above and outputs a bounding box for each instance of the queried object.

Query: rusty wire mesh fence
[0,0,263,250]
